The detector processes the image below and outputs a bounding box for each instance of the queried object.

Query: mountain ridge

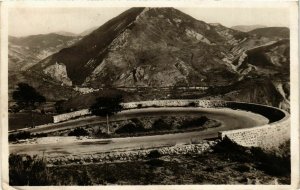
[249,27,289,39]
[9,7,290,110]
[9,33,82,71]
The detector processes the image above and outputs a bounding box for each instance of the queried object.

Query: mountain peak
[32,7,240,86]
[32,7,280,88]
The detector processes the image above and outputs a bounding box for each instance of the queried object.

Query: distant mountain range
[8,7,290,110]
[231,25,267,32]
[9,33,82,71]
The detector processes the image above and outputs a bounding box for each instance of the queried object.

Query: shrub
[68,127,89,137]
[234,164,251,172]
[152,118,172,130]
[9,131,31,142]
[9,131,48,142]
[188,102,198,107]
[145,158,164,167]
[277,140,291,159]
[130,118,143,128]
[102,163,118,184]
[77,168,92,185]
[54,100,66,114]
[104,174,118,184]
[147,150,161,159]
[115,120,146,134]
[9,154,49,185]
[212,136,251,162]
[137,104,143,109]
[180,116,209,129]
[251,143,290,176]
[213,137,291,176]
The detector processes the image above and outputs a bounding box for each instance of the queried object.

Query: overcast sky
[9,7,289,37]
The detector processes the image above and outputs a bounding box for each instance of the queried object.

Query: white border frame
[1,1,299,190]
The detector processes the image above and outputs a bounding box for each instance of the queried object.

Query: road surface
[10,107,269,157]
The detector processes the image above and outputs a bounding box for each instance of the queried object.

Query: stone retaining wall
[218,114,290,150]
[121,99,225,109]
[217,102,290,150]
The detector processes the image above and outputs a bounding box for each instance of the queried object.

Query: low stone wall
[53,109,90,123]
[45,140,218,166]
[122,99,226,109]
[52,100,225,123]
[52,99,287,123]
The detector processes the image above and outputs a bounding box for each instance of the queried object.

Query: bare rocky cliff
[43,62,73,86]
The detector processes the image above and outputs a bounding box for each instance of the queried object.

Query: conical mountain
[32,7,252,87]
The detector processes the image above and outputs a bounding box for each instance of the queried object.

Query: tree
[89,95,123,134]
[54,100,66,114]
[12,83,46,110]
[12,83,46,127]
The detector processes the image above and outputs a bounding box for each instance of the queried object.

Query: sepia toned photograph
[2,1,299,188]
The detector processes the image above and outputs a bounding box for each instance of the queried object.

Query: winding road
[10,107,269,157]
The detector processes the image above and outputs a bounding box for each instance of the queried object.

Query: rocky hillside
[233,39,289,79]
[33,8,273,87]
[249,27,289,39]
[8,33,83,101]
[13,7,290,110]
[32,8,145,85]
[9,33,81,71]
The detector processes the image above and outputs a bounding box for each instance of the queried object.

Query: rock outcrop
[43,62,72,86]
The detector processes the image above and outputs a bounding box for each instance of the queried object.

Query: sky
[9,7,290,37]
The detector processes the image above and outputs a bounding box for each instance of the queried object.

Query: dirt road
[9,107,268,156]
